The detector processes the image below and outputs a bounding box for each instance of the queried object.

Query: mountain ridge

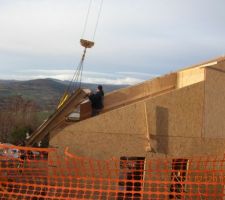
[0,78,128,110]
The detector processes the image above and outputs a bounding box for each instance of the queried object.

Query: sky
[0,0,225,85]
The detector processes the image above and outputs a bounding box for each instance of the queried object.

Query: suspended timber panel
[26,89,89,146]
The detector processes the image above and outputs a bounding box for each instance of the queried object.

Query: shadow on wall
[152,106,169,154]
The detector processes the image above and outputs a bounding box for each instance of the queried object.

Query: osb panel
[177,67,205,88]
[80,73,177,119]
[146,82,204,138]
[147,136,225,158]
[26,89,88,146]
[175,56,224,73]
[204,61,225,138]
[62,101,147,135]
[50,131,147,160]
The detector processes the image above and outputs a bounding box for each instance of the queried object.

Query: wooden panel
[50,82,204,160]
[146,82,204,138]
[60,102,147,135]
[49,57,225,161]
[204,61,225,138]
[147,136,225,158]
[51,131,147,160]
[27,89,89,146]
[80,73,177,119]
[177,67,205,88]
[50,101,149,159]
[176,56,224,72]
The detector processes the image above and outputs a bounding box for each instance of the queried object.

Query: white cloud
[0,0,225,77]
[83,76,143,85]
[0,69,153,85]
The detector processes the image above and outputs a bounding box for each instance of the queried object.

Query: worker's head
[97,85,103,91]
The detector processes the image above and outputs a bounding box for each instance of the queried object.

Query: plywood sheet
[148,136,225,158]
[27,89,89,146]
[51,131,147,160]
[146,82,204,138]
[61,101,147,135]
[177,67,205,88]
[49,100,150,160]
[204,61,225,138]
[80,73,177,119]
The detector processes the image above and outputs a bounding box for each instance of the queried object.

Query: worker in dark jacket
[88,85,104,116]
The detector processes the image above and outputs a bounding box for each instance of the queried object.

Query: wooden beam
[26,89,89,146]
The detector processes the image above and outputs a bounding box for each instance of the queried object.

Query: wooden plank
[26,89,89,146]
[177,67,205,88]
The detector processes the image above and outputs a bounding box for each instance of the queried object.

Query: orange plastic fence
[0,144,225,200]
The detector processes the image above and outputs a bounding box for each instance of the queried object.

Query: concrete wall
[204,61,225,138]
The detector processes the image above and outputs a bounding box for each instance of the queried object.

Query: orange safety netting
[0,144,225,200]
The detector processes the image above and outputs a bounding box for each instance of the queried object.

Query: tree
[0,96,40,144]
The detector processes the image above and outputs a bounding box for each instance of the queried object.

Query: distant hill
[0,79,128,110]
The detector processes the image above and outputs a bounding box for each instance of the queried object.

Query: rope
[57,48,87,108]
[81,0,93,39]
[67,48,87,92]
[78,48,87,88]
[81,0,104,41]
[93,0,104,41]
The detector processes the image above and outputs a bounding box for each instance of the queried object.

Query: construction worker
[88,85,104,116]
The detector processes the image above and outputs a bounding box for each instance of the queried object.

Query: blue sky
[0,0,225,84]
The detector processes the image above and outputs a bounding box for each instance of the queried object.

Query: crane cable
[82,0,103,41]
[57,0,104,109]
[81,0,93,39]
[93,0,104,41]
